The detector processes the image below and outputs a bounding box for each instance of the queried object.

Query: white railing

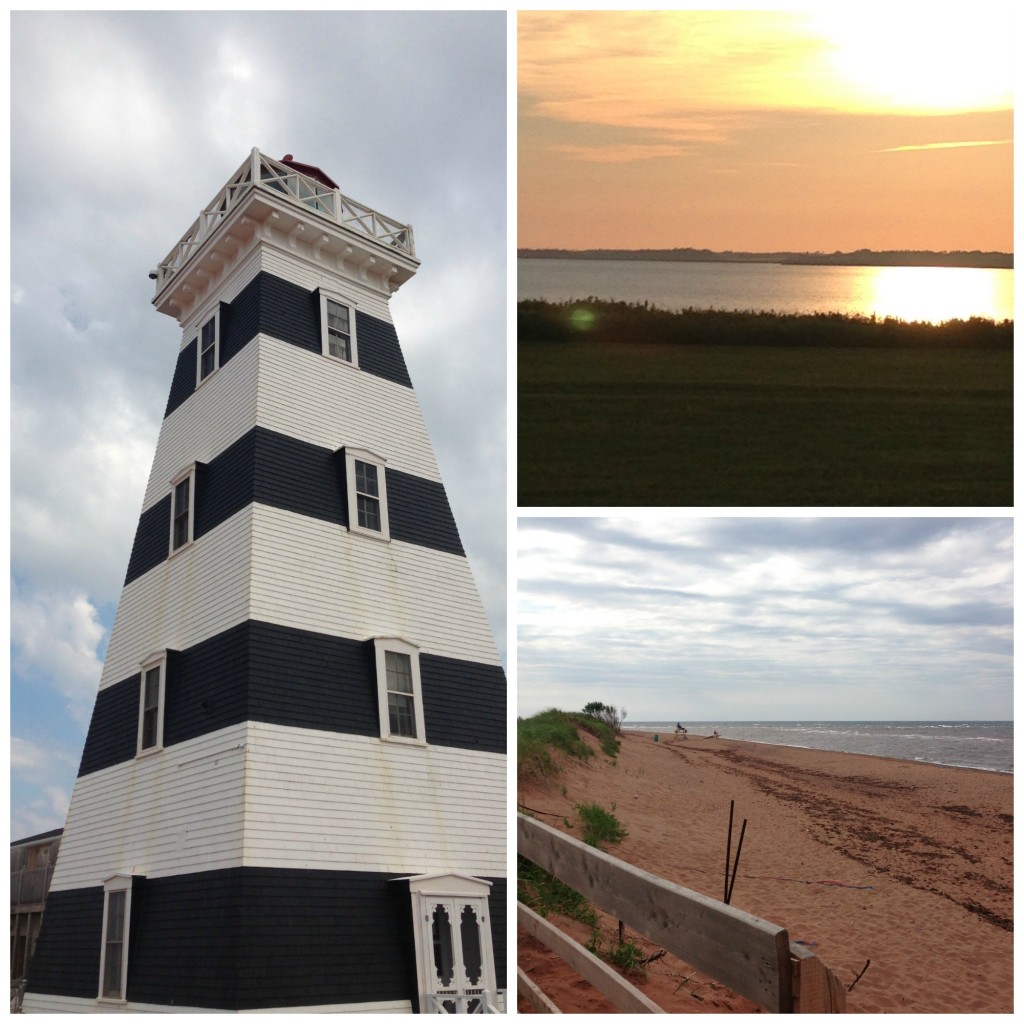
[155,148,415,289]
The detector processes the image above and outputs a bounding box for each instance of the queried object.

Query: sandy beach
[517,731,1013,1014]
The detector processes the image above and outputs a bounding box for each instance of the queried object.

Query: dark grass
[519,303,1012,506]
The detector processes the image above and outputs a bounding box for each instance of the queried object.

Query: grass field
[518,306,1012,506]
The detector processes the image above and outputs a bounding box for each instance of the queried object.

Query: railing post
[250,147,261,185]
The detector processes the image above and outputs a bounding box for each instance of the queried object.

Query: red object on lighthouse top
[279,154,339,190]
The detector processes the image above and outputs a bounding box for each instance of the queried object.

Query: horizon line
[518,245,1014,256]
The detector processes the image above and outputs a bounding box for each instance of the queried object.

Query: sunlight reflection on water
[518,259,1014,324]
[862,266,1012,323]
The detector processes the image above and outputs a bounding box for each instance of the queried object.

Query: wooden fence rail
[518,814,845,1013]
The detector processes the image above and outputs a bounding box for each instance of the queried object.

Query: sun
[805,8,1013,114]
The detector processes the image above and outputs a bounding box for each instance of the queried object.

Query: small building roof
[11,828,63,848]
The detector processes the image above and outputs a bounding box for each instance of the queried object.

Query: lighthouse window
[169,466,197,554]
[386,651,416,737]
[195,309,220,385]
[373,638,426,744]
[355,461,381,531]
[326,300,351,360]
[98,876,133,1002]
[318,290,359,366]
[137,656,166,755]
[342,447,390,541]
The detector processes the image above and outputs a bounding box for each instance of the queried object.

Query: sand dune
[517,732,1012,1013]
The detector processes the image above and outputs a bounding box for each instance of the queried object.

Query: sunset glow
[519,9,1013,252]
[807,8,1014,115]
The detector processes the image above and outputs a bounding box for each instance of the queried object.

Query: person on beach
[712,729,720,739]
[675,722,687,740]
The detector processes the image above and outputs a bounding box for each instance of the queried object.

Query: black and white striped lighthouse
[23,150,506,1014]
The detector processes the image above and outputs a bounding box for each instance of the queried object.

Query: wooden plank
[517,967,563,1014]
[791,945,847,1013]
[519,814,792,1012]
[518,903,665,1013]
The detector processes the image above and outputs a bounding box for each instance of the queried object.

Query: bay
[518,257,1014,324]
[622,720,1012,773]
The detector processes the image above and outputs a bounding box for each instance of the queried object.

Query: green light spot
[570,307,596,331]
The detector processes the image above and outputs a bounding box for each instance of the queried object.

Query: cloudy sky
[518,518,1013,723]
[519,8,1013,251]
[9,11,506,839]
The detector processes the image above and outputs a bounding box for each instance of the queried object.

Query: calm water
[518,258,1014,324]
[623,721,1012,774]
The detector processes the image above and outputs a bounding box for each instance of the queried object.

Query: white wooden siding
[100,508,253,688]
[256,336,441,481]
[257,247,395,322]
[249,505,500,665]
[242,724,505,877]
[47,726,249,892]
[143,340,260,510]
[47,723,502,892]
[102,503,498,688]
[144,335,439,514]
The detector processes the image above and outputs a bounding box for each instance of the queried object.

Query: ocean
[621,721,1012,774]
[518,258,1014,324]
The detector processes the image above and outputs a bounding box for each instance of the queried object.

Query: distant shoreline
[518,247,1013,269]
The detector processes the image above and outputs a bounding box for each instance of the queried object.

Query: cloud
[10,738,81,839]
[11,588,107,724]
[517,518,1012,720]
[548,142,695,164]
[878,139,1013,153]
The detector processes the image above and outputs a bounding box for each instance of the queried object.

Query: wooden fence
[518,814,845,1013]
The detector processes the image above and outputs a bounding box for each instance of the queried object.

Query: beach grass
[517,856,598,926]
[518,302,1012,506]
[575,802,629,848]
[518,708,620,779]
[518,709,594,779]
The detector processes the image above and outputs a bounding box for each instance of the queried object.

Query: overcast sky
[518,518,1013,723]
[9,10,507,839]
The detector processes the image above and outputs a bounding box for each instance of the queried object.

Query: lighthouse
[22,150,507,1014]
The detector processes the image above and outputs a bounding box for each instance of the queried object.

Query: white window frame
[97,875,133,1004]
[344,447,390,541]
[136,653,167,757]
[168,464,197,556]
[319,290,359,366]
[373,637,426,745]
[194,305,221,387]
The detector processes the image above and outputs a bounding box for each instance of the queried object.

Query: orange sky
[518,9,1013,252]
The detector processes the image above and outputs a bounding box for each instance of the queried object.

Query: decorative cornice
[152,149,419,321]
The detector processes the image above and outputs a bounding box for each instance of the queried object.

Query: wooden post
[791,944,847,1013]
